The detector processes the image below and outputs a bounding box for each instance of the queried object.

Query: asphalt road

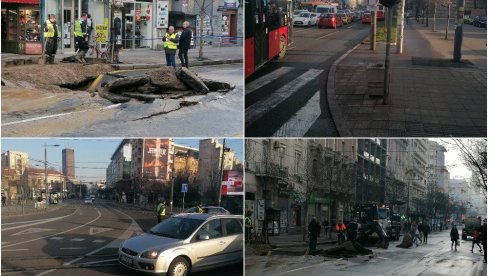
[245,228,486,276]
[1,199,243,276]
[245,21,370,137]
[1,64,244,137]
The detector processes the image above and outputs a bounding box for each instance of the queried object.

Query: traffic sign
[182,183,188,193]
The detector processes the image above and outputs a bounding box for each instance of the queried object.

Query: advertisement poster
[156,0,169,29]
[143,139,170,181]
[221,170,243,195]
[95,24,109,42]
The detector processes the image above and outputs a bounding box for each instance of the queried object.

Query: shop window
[8,9,18,41]
[19,9,41,42]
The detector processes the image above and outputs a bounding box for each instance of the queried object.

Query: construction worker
[245,210,253,242]
[43,14,61,64]
[336,220,347,243]
[74,13,89,63]
[163,26,179,68]
[155,200,166,223]
[197,203,204,214]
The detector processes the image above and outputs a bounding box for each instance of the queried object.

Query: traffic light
[379,0,400,8]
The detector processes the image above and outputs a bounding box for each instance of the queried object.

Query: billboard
[221,170,243,196]
[143,139,171,181]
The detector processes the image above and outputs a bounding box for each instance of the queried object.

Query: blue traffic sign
[182,183,188,193]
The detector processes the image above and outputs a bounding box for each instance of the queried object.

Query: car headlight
[141,250,160,259]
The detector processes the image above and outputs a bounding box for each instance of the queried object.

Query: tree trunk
[445,4,450,40]
[432,1,437,31]
[198,0,205,59]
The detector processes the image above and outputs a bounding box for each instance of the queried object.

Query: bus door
[254,0,269,68]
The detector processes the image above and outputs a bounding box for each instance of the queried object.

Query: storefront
[1,0,42,54]
[122,0,154,49]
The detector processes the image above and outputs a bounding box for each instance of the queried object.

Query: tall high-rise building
[62,148,75,180]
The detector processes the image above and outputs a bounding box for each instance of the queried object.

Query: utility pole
[383,6,394,104]
[396,0,406,53]
[453,0,464,62]
[370,10,377,50]
[217,139,226,206]
[445,2,451,40]
[170,145,175,213]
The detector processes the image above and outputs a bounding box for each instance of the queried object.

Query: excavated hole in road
[58,76,97,91]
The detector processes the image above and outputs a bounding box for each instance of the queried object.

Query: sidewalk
[327,19,487,137]
[1,45,243,68]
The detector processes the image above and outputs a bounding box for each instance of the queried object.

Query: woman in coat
[450,224,459,251]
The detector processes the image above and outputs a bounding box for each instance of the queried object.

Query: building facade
[62,148,75,180]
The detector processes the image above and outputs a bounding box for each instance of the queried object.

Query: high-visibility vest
[74,19,84,37]
[245,217,252,228]
[156,203,166,216]
[44,20,60,38]
[164,32,178,50]
[197,206,204,213]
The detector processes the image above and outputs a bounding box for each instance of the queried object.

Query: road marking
[2,249,29,252]
[271,262,325,275]
[2,208,79,230]
[11,228,55,236]
[49,237,64,240]
[315,30,339,40]
[71,238,85,242]
[272,91,321,137]
[246,69,323,127]
[245,67,294,95]
[3,208,101,248]
[347,26,353,29]
[78,258,118,266]
[377,256,392,260]
[60,247,86,250]
[2,104,121,127]
[2,242,9,245]
[92,240,106,243]
[89,227,112,235]
[35,269,57,276]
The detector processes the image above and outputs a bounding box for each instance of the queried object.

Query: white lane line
[49,237,64,240]
[2,218,61,226]
[2,242,10,245]
[35,269,57,276]
[272,91,321,137]
[11,228,55,236]
[60,247,86,250]
[315,30,339,40]
[245,67,294,95]
[246,69,323,127]
[71,238,85,242]
[78,258,118,266]
[2,207,79,230]
[2,104,121,127]
[92,240,106,243]
[2,249,29,252]
[2,208,101,248]
[347,25,353,29]
[271,262,325,275]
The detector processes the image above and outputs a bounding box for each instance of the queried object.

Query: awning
[2,0,39,4]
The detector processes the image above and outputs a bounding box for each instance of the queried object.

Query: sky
[430,138,472,179]
[2,138,244,182]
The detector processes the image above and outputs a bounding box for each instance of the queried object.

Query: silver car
[118,213,243,275]
[183,206,230,215]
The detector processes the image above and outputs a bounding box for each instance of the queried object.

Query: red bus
[245,0,291,78]
[377,5,385,21]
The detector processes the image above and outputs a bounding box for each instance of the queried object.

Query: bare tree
[452,139,487,197]
[194,0,216,59]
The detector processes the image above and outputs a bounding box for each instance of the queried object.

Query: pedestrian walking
[245,210,253,242]
[163,26,179,68]
[482,219,487,263]
[155,200,166,223]
[471,226,483,253]
[422,223,430,244]
[178,21,192,68]
[74,13,89,63]
[450,224,459,251]
[347,221,358,242]
[43,14,61,64]
[323,220,329,236]
[308,217,321,251]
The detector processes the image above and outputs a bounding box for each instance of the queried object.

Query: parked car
[361,13,372,24]
[337,10,350,24]
[473,16,487,27]
[293,9,309,18]
[118,213,243,275]
[183,206,230,215]
[84,197,93,204]
[317,13,344,29]
[464,14,475,24]
[293,12,319,26]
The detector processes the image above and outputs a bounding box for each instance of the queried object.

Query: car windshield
[149,217,203,240]
[322,13,332,18]
[299,13,310,17]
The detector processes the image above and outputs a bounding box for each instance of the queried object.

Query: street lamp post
[44,144,60,209]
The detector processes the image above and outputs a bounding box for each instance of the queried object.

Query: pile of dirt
[396,233,413,248]
[322,241,373,258]
[246,243,273,256]
[97,67,235,103]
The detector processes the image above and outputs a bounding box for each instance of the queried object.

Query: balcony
[253,161,288,179]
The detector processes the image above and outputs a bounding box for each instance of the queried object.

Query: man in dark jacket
[178,21,192,68]
[482,218,487,263]
[450,224,459,251]
[308,217,321,251]
[422,223,430,244]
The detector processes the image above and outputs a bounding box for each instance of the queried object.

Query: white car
[84,197,93,204]
[119,213,243,275]
[293,12,319,26]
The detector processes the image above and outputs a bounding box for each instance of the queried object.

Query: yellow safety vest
[74,19,84,37]
[157,203,166,216]
[44,20,60,38]
[164,32,178,50]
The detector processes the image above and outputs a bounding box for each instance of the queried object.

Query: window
[294,151,301,174]
[223,218,242,236]
[197,219,222,239]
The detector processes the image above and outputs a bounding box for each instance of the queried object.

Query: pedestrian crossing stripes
[245,66,294,95]
[48,236,107,243]
[272,91,321,137]
[246,69,323,128]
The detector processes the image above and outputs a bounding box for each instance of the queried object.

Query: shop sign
[95,24,109,42]
[24,42,42,55]
[309,194,329,204]
[223,0,239,8]
[257,199,265,220]
[156,0,169,29]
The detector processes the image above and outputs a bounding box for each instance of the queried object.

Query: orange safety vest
[336,223,346,231]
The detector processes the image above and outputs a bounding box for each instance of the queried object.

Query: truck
[462,216,481,240]
[352,202,390,249]
[390,213,402,241]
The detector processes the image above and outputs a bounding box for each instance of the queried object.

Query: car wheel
[168,257,190,276]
